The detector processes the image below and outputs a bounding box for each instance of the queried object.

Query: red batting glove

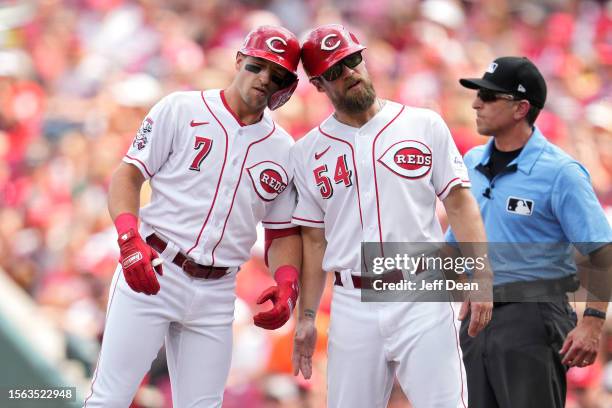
[115,213,163,295]
[254,265,299,330]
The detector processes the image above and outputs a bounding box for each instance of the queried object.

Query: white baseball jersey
[124,89,296,267]
[291,100,470,273]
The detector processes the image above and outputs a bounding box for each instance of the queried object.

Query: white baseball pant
[84,252,237,408]
[327,284,468,408]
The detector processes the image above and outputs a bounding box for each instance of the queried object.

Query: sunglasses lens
[322,63,343,81]
[477,89,498,102]
[321,52,363,82]
[343,52,363,69]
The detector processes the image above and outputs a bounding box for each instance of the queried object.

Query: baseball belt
[493,275,580,304]
[146,233,229,279]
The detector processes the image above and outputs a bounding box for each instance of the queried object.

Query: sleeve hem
[292,216,325,228]
[437,178,471,200]
[123,156,154,179]
[262,221,295,229]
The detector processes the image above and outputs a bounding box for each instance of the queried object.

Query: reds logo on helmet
[265,36,287,53]
[321,34,341,51]
[378,140,432,179]
[247,161,289,201]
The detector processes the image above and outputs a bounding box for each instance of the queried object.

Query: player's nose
[255,66,272,86]
[340,64,356,80]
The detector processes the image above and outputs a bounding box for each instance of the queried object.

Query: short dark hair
[525,104,541,126]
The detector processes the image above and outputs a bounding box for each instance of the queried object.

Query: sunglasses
[245,63,294,88]
[477,89,520,103]
[320,52,363,82]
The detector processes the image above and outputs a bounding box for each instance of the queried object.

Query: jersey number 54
[313,155,352,199]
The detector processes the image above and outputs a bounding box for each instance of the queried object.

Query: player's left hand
[459,299,493,337]
[254,265,299,330]
[292,317,317,379]
[560,316,604,367]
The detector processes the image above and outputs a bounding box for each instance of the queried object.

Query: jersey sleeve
[262,179,297,229]
[123,95,176,179]
[551,162,612,255]
[430,113,471,200]
[290,143,325,228]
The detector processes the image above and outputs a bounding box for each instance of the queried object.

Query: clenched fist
[115,213,163,295]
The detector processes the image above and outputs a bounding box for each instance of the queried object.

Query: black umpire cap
[460,56,547,109]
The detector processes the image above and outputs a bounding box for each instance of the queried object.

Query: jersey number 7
[189,136,213,171]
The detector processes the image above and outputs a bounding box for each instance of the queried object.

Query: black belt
[146,233,229,279]
[493,275,580,302]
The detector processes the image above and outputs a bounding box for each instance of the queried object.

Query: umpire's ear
[309,77,325,93]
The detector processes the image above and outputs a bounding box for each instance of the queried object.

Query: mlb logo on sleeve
[506,196,534,216]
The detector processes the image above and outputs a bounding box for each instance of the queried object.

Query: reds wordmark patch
[134,117,153,150]
[378,140,433,179]
[247,161,289,201]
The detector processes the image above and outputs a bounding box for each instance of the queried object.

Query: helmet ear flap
[268,79,298,110]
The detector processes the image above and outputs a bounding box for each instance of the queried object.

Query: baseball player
[290,24,492,408]
[84,26,302,407]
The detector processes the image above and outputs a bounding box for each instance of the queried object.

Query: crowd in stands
[0,0,610,406]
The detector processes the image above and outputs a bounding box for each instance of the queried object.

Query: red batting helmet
[301,24,366,78]
[239,26,300,110]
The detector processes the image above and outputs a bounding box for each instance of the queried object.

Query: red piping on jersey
[210,123,277,265]
[125,155,154,178]
[448,302,468,408]
[220,90,246,127]
[371,105,405,256]
[318,127,363,228]
[262,220,292,225]
[436,177,470,198]
[84,273,121,407]
[187,92,230,255]
[220,89,264,128]
[292,216,324,224]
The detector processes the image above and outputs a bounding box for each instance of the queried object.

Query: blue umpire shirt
[446,127,612,286]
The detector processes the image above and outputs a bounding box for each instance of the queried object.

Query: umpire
[446,56,612,407]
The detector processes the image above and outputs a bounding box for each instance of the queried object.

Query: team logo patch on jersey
[378,140,432,179]
[506,196,534,216]
[247,161,289,201]
[133,117,153,150]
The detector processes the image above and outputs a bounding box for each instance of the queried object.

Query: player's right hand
[292,317,317,380]
[117,228,163,295]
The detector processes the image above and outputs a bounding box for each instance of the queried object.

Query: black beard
[334,79,377,113]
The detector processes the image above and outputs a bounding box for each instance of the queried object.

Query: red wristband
[114,213,138,235]
[274,265,299,284]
